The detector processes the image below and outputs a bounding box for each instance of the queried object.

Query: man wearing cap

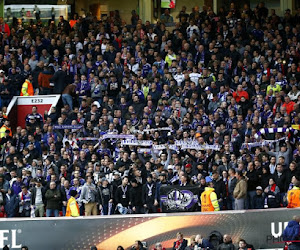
[253,186,264,209]
[200,176,220,212]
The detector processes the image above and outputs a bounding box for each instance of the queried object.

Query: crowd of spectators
[0,2,300,218]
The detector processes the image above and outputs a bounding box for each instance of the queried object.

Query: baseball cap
[113,171,120,176]
[256,186,263,191]
[0,70,4,74]
[167,165,174,170]
[185,163,192,169]
[204,86,211,91]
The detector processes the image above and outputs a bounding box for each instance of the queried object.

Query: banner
[161,0,175,8]
[102,134,135,140]
[175,140,221,151]
[254,127,295,139]
[152,144,178,151]
[53,125,83,130]
[121,139,153,146]
[160,186,199,212]
[0,208,299,249]
[241,137,286,150]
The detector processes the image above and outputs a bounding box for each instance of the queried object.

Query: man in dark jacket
[172,232,188,250]
[32,61,44,91]
[129,179,143,214]
[212,171,226,209]
[252,186,264,209]
[142,175,157,213]
[227,168,237,210]
[4,189,18,217]
[50,64,68,94]
[217,234,235,250]
[246,162,259,209]
[30,178,46,217]
[45,181,61,217]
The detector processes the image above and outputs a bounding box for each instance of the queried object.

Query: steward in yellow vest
[66,190,80,217]
[201,177,220,212]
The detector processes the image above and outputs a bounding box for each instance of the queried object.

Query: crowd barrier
[0,208,299,250]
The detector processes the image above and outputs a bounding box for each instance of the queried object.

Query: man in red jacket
[0,17,10,37]
[233,84,249,103]
[282,96,296,115]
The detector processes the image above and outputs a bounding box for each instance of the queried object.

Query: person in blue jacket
[4,189,19,217]
[282,215,300,250]
[195,234,214,249]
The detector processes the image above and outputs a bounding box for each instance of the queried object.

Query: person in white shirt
[186,20,200,38]
[189,66,201,85]
[74,36,83,54]
[174,67,185,87]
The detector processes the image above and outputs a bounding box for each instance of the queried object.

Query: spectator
[30,178,46,217]
[160,9,174,24]
[233,170,247,210]
[238,239,254,250]
[18,185,31,217]
[45,181,61,217]
[80,176,99,216]
[252,186,264,209]
[172,232,188,250]
[282,215,300,249]
[153,242,166,250]
[217,234,235,250]
[263,178,280,208]
[194,234,214,249]
[4,188,18,217]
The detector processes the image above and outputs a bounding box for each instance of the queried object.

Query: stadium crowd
[0,2,300,218]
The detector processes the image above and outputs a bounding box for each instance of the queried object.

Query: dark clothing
[172,239,188,250]
[50,69,68,94]
[282,220,300,247]
[129,184,143,207]
[212,177,226,200]
[246,170,259,191]
[217,242,235,250]
[253,194,264,209]
[4,194,18,217]
[45,188,61,210]
[30,186,46,205]
[115,185,130,207]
